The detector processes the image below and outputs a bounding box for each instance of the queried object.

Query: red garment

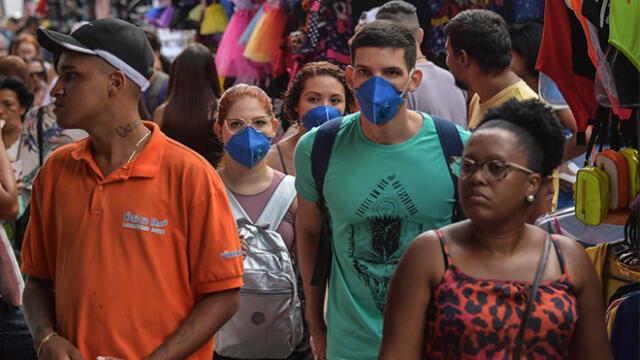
[536,0,598,132]
[425,231,577,359]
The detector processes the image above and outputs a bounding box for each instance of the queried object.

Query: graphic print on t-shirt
[349,174,423,312]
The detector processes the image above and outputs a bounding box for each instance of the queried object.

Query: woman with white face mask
[213,84,312,360]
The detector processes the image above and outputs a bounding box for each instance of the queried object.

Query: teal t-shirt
[294,112,470,360]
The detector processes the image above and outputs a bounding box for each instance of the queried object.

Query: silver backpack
[215,175,303,359]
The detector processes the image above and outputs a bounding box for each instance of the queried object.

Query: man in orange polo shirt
[20,19,244,360]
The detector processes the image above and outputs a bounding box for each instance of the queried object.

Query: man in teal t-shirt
[294,22,469,360]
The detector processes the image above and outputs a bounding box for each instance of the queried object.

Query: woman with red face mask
[379,99,612,360]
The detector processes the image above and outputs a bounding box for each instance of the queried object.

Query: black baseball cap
[37,19,154,91]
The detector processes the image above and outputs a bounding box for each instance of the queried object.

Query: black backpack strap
[36,106,45,166]
[432,116,464,222]
[309,117,342,286]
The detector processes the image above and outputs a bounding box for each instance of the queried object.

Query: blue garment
[611,293,640,360]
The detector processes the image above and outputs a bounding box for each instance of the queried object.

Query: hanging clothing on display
[582,0,640,110]
[489,0,544,24]
[586,243,640,306]
[425,0,485,58]
[244,1,287,64]
[215,0,260,78]
[296,0,352,66]
[537,0,598,133]
[609,0,640,70]
[200,2,229,35]
[571,0,635,117]
[607,292,639,359]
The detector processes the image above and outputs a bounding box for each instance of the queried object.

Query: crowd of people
[0,1,637,360]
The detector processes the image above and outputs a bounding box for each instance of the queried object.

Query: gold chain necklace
[126,129,151,163]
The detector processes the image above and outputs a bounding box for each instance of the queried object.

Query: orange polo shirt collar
[69,121,165,180]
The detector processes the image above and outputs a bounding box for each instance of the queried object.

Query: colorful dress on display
[244,0,287,64]
[215,0,261,78]
[425,231,578,359]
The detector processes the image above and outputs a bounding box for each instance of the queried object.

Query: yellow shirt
[586,243,640,305]
[467,79,539,130]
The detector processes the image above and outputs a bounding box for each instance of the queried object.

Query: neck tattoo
[127,129,152,163]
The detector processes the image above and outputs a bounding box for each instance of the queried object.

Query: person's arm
[145,289,239,360]
[153,103,166,128]
[555,236,612,360]
[0,138,18,219]
[555,109,585,161]
[295,196,327,359]
[379,231,445,360]
[23,275,83,359]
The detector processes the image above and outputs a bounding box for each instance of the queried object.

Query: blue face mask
[224,126,272,169]
[302,105,341,130]
[354,73,412,125]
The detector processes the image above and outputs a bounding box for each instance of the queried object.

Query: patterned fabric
[425,231,578,359]
[425,0,486,57]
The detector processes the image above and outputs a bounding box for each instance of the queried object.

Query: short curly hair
[282,61,355,124]
[476,99,565,177]
[0,75,34,111]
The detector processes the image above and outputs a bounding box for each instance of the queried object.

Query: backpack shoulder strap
[256,175,296,230]
[431,116,464,221]
[311,117,343,203]
[224,187,253,224]
[36,106,45,166]
[309,117,342,286]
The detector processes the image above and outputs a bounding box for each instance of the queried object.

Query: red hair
[10,33,42,58]
[216,84,274,125]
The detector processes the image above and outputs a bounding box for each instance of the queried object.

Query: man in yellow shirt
[444,9,538,130]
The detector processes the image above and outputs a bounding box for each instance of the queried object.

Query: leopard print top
[425,231,577,359]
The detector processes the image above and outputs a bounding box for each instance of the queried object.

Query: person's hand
[308,323,328,360]
[239,234,248,259]
[48,136,72,149]
[38,335,84,360]
[16,176,25,191]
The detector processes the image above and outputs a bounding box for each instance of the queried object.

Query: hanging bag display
[596,149,630,209]
[575,118,610,226]
[575,165,610,226]
[619,148,639,200]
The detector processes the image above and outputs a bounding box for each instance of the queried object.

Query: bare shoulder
[266,145,284,173]
[549,234,595,290]
[407,229,448,286]
[153,103,166,126]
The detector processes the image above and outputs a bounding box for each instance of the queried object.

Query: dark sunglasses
[30,71,47,81]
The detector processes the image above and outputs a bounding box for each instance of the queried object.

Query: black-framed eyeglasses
[449,156,535,182]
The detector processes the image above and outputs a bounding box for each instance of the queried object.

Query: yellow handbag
[200,3,228,35]
[619,148,639,200]
[575,165,610,226]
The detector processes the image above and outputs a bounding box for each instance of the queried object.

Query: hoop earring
[526,194,535,203]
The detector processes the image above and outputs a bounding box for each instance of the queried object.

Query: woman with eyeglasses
[27,58,47,107]
[213,84,312,360]
[379,99,611,359]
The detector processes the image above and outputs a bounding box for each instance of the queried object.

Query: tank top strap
[434,230,452,270]
[550,235,567,275]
